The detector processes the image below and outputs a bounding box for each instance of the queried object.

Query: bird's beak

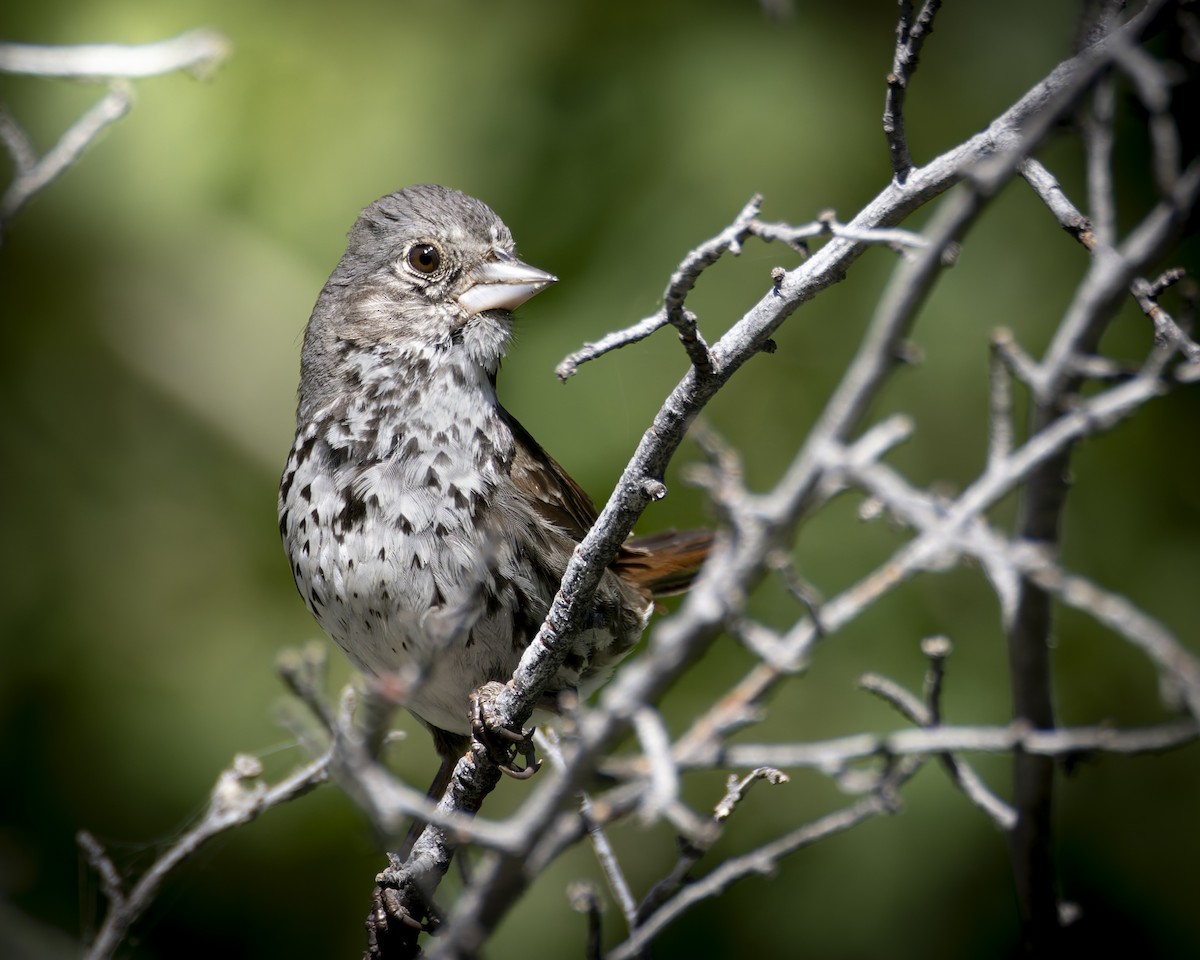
[456,251,557,315]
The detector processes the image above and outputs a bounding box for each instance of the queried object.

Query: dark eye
[407,243,441,274]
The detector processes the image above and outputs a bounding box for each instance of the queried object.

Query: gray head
[298,184,556,415]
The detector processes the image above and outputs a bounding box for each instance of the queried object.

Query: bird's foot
[364,861,439,957]
[470,681,542,779]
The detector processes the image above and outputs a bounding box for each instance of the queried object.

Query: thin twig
[612,787,906,960]
[539,729,641,938]
[988,331,1016,470]
[0,29,230,233]
[80,751,331,960]
[713,767,790,822]
[882,0,944,182]
[555,213,927,379]
[632,708,679,824]
[568,883,604,960]
[715,719,1199,769]
[0,29,230,79]
[2,82,133,223]
[556,312,670,380]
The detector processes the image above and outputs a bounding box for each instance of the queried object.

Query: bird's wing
[499,404,599,541]
[499,405,712,598]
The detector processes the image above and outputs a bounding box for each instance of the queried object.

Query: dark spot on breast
[401,436,421,459]
[473,427,495,462]
[280,469,296,500]
[378,547,387,561]
[336,488,367,529]
[449,363,467,387]
[347,558,355,570]
[397,514,413,534]
[302,541,311,556]
[448,484,469,510]
[299,483,312,503]
[424,466,441,489]
[434,523,449,537]
[433,450,452,468]
[279,511,289,537]
[295,436,317,466]
[326,446,350,469]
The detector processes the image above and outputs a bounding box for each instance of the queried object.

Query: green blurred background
[1,1,1197,957]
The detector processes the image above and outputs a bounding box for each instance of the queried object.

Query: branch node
[642,478,669,501]
[77,830,126,908]
[714,767,790,823]
[893,339,924,366]
[568,881,604,960]
[920,634,953,660]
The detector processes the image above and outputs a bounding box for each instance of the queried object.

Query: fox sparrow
[279,184,710,803]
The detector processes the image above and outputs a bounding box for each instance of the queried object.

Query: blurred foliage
[1,1,1197,957]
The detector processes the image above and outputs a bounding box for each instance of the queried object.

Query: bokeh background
[2,1,1197,957]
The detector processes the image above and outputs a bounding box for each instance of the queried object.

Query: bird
[278,184,711,821]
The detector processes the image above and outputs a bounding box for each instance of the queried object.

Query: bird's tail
[614,529,714,598]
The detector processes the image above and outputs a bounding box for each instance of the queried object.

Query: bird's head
[299,185,556,409]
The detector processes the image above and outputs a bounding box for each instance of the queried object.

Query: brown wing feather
[499,406,711,598]
[499,405,598,540]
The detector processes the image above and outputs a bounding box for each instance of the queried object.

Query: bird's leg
[396,752,458,861]
[371,730,467,943]
[470,680,541,779]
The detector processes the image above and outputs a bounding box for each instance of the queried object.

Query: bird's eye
[407,243,441,274]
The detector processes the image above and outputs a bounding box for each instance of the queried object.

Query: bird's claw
[470,681,543,779]
[498,735,541,780]
[370,880,436,942]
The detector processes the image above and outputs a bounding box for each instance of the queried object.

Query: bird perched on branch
[279,184,710,816]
